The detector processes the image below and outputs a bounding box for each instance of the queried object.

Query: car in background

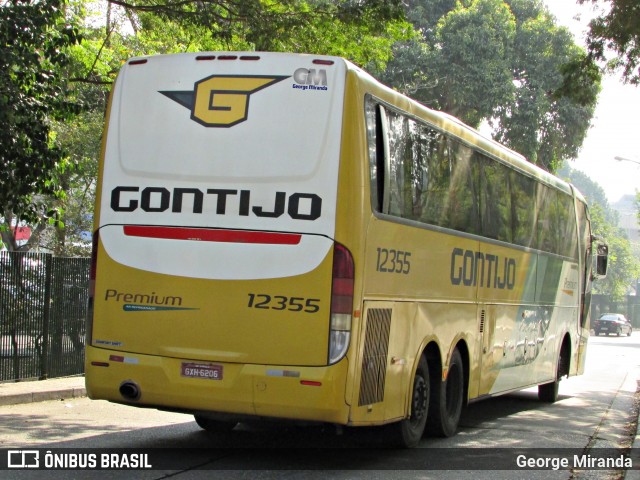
[593,314,633,337]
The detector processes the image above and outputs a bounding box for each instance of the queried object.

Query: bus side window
[478,153,511,241]
[558,193,578,259]
[510,171,536,249]
[385,109,410,218]
[447,143,480,235]
[536,184,558,253]
[365,98,385,213]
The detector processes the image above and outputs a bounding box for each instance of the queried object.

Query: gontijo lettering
[450,247,516,290]
[110,186,322,220]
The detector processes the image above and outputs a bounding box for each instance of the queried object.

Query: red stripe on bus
[123,226,301,245]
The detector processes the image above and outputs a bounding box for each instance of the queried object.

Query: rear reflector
[329,243,354,364]
[123,226,301,245]
[331,244,354,314]
[86,231,99,345]
[193,55,260,61]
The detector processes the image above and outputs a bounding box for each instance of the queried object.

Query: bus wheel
[427,348,464,437]
[538,347,565,403]
[387,355,430,447]
[194,415,237,433]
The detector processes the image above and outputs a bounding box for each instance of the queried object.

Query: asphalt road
[1,332,638,479]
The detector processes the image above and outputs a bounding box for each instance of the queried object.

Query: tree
[380,0,516,128]
[492,0,601,172]
[578,0,640,85]
[77,0,411,84]
[589,203,640,298]
[379,0,600,173]
[45,109,103,256]
[0,0,81,251]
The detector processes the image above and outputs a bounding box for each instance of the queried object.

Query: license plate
[181,362,223,380]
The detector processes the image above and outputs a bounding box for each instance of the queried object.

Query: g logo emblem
[161,75,288,128]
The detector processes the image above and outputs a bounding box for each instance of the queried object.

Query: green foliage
[589,203,640,299]
[380,0,516,127]
[430,0,516,127]
[88,0,411,73]
[578,0,640,85]
[380,0,601,173]
[46,109,103,256]
[60,1,413,106]
[0,0,81,231]
[492,0,600,172]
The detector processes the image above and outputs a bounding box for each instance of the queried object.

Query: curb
[0,377,87,407]
[0,387,87,407]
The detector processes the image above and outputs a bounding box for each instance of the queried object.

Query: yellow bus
[85,52,607,447]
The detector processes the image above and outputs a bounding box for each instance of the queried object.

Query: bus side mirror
[592,237,608,280]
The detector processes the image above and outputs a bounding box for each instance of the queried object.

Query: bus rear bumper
[85,346,350,425]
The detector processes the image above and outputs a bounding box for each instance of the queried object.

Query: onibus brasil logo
[160,75,289,128]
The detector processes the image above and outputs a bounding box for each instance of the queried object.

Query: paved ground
[1,374,638,478]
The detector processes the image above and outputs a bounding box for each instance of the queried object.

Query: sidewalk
[0,376,86,406]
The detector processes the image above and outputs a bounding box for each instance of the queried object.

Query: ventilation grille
[479,309,486,333]
[358,308,392,406]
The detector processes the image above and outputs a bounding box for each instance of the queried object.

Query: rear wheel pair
[427,349,465,438]
[389,349,464,447]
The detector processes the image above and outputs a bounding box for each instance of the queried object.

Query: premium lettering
[104,289,182,306]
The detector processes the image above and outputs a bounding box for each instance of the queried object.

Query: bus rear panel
[86,53,354,423]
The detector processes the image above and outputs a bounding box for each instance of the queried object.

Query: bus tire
[538,346,566,403]
[194,415,237,433]
[426,348,464,438]
[538,377,559,403]
[387,355,430,448]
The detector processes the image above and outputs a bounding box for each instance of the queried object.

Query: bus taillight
[86,231,99,344]
[89,231,98,297]
[329,243,354,364]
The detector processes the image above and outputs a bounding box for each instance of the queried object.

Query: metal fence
[0,251,89,382]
